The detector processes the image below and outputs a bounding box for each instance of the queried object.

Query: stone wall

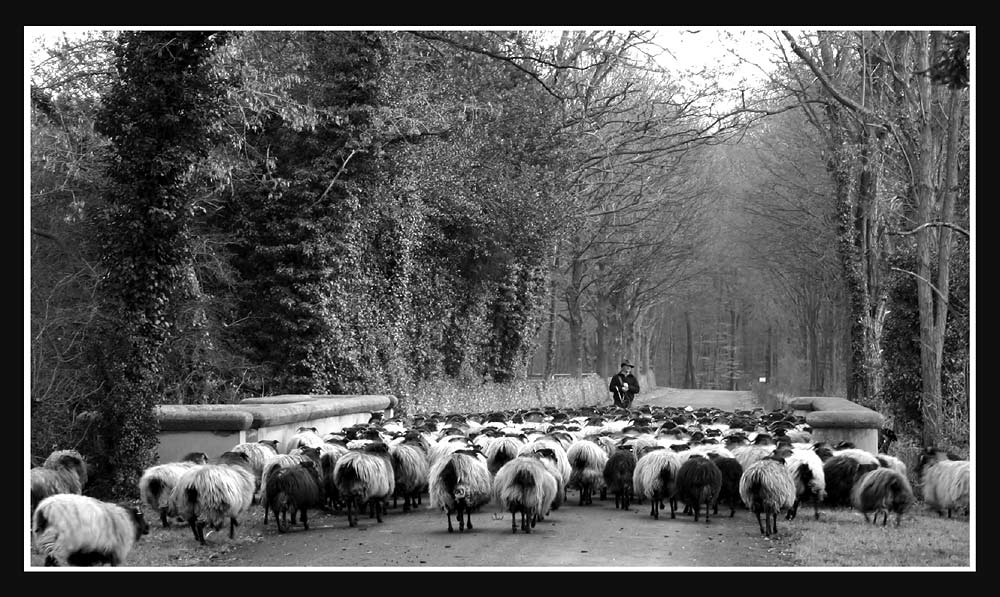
[154,394,397,463]
[787,396,885,454]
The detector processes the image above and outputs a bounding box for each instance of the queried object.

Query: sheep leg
[301,509,309,530]
[755,510,766,536]
[771,512,779,536]
[188,517,204,544]
[403,494,411,513]
[229,516,239,539]
[670,498,677,519]
[375,500,384,523]
[787,499,799,521]
[650,499,657,519]
[693,501,700,523]
[812,496,821,520]
[446,509,454,533]
[511,507,518,533]
[347,500,356,527]
[465,510,473,530]
[704,501,710,523]
[196,520,208,544]
[277,511,286,533]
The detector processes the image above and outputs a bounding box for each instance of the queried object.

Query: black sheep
[707,453,743,517]
[602,446,637,510]
[823,455,878,507]
[264,460,325,533]
[676,455,723,523]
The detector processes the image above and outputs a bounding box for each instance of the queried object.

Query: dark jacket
[609,372,640,404]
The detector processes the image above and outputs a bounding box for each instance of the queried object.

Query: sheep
[675,454,723,523]
[566,439,609,506]
[428,447,493,533]
[603,445,637,510]
[777,446,827,521]
[332,441,395,527]
[876,453,908,477]
[230,440,280,493]
[428,435,475,471]
[287,426,324,452]
[30,449,89,514]
[851,466,915,527]
[706,452,743,518]
[528,447,566,511]
[264,460,326,533]
[632,446,682,519]
[732,444,775,472]
[517,438,571,509]
[137,452,209,527]
[833,447,881,467]
[917,447,970,519]
[32,493,149,567]
[484,434,526,476]
[260,446,322,525]
[169,452,256,544]
[823,455,879,508]
[320,443,350,513]
[739,454,797,537]
[389,441,430,512]
[492,455,558,534]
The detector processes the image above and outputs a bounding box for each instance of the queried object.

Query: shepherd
[609,360,640,408]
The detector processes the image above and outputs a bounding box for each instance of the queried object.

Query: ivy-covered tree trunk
[90,31,229,498]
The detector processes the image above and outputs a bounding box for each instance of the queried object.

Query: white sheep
[428,448,492,532]
[493,455,558,534]
[632,446,682,519]
[739,454,797,537]
[332,441,395,527]
[777,446,827,521]
[230,440,280,493]
[138,453,208,527]
[32,493,149,566]
[30,449,89,515]
[169,452,256,544]
[484,434,526,476]
[918,447,970,519]
[286,426,324,453]
[566,438,609,506]
[517,438,571,508]
[389,441,430,512]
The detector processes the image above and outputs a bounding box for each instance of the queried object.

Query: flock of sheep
[29,403,971,567]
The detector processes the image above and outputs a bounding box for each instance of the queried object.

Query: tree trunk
[915,33,962,448]
[728,308,738,391]
[543,247,560,378]
[565,255,586,377]
[684,311,696,389]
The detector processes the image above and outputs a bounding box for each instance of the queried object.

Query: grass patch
[786,507,971,568]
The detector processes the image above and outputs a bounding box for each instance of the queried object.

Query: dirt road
[188,387,797,569]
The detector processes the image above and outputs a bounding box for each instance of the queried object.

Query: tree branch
[888,221,970,238]
[891,267,949,305]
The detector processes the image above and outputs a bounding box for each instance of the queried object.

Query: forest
[28,29,971,498]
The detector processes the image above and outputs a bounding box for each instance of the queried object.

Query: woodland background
[28,29,971,498]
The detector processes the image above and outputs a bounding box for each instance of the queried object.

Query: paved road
[635,387,764,411]
[188,387,792,569]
